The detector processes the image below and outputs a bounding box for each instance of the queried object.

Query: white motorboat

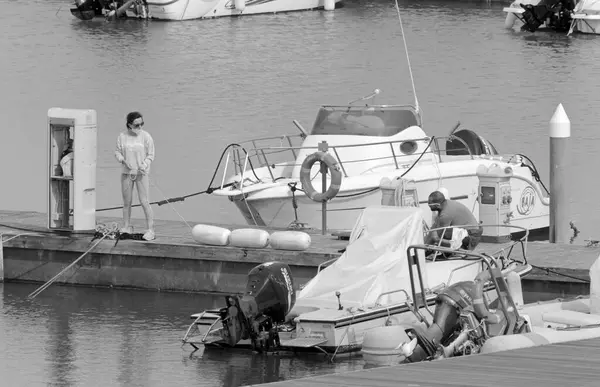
[503,0,600,34]
[181,206,533,357]
[209,94,550,238]
[70,0,340,21]
[360,242,600,366]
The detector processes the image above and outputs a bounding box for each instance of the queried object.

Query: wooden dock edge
[0,208,597,294]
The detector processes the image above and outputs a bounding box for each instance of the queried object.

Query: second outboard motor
[520,0,575,33]
[219,262,296,352]
[406,281,477,361]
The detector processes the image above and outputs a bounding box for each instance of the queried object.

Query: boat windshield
[310,106,421,137]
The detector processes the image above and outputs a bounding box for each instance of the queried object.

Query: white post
[549,103,571,244]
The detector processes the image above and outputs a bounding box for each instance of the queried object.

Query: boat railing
[425,223,529,265]
[406,224,530,327]
[219,133,474,189]
[373,288,413,308]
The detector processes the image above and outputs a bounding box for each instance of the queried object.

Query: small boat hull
[70,8,97,20]
[70,0,342,21]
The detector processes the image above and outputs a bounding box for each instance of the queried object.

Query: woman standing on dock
[114,111,156,241]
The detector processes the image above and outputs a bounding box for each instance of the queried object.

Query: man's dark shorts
[461,227,483,250]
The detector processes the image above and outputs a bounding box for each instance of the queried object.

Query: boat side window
[310,107,420,137]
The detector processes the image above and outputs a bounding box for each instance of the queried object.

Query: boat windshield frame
[310,104,423,137]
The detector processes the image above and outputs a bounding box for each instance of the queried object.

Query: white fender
[269,231,311,251]
[229,228,270,249]
[191,224,231,246]
[234,0,245,11]
[505,12,517,29]
[361,325,411,366]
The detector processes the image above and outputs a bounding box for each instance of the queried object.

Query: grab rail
[373,288,412,307]
[425,223,529,264]
[317,257,340,273]
[217,133,479,190]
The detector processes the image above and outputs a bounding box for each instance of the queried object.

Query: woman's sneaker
[120,226,133,234]
[143,230,155,241]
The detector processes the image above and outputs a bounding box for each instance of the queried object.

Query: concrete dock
[248,336,600,387]
[0,209,597,295]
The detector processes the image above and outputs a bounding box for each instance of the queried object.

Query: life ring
[300,151,342,202]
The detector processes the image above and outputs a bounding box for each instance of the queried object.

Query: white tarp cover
[292,206,429,312]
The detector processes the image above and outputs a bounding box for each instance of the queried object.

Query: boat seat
[542,310,600,326]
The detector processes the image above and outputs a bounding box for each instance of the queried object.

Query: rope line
[26,222,120,300]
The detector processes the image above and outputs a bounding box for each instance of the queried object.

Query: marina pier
[0,209,595,296]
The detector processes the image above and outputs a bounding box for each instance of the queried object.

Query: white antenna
[393,0,420,113]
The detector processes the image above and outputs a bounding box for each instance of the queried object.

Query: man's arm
[425,214,453,247]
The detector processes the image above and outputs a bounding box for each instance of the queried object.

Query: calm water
[2,0,600,385]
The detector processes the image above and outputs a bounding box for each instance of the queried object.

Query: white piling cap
[549,103,571,138]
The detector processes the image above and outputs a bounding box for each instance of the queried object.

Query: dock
[0,209,598,295]
[247,336,600,386]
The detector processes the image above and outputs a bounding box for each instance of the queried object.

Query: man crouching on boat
[424,190,482,251]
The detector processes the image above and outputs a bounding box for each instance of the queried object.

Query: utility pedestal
[47,108,97,233]
[476,163,514,243]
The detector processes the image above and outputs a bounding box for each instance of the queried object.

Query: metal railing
[218,133,477,190]
[405,224,530,326]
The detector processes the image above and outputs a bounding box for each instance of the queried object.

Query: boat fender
[234,0,245,11]
[300,151,343,202]
[191,224,231,246]
[504,12,517,29]
[472,270,504,324]
[361,325,411,366]
[229,228,270,249]
[324,0,335,11]
[269,231,311,251]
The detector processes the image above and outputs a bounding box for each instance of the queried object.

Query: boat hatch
[280,337,328,348]
[310,105,422,137]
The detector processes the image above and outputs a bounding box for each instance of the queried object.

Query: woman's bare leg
[121,173,134,232]
[136,174,155,233]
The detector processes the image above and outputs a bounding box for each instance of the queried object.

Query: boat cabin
[310,105,423,137]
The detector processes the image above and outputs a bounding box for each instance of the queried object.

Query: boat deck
[248,336,600,387]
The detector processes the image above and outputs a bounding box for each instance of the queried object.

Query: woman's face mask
[129,119,144,135]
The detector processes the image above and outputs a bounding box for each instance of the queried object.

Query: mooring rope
[26,223,120,300]
[149,178,193,230]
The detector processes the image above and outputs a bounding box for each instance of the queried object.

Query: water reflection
[70,17,152,40]
[187,348,363,387]
[2,282,368,387]
[44,289,79,387]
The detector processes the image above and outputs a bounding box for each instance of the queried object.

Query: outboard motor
[520,0,575,33]
[405,268,529,362]
[406,281,477,361]
[218,262,296,352]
